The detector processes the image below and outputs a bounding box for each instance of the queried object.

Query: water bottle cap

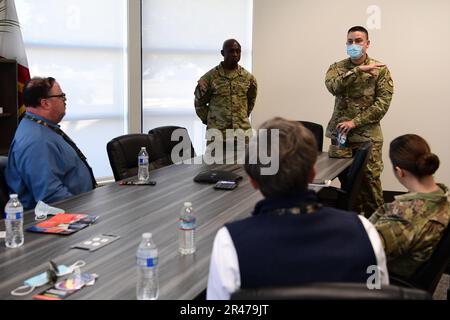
[184,202,192,207]
[9,194,18,199]
[142,233,152,239]
[141,147,146,150]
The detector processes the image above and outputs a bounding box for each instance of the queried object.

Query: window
[16,0,128,179]
[15,0,253,179]
[141,0,253,154]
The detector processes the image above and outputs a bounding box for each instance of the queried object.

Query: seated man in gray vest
[206,117,388,299]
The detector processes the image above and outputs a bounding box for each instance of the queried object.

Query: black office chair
[317,142,372,212]
[0,156,9,217]
[299,121,324,152]
[106,133,156,181]
[390,224,450,296]
[148,126,196,165]
[231,282,431,300]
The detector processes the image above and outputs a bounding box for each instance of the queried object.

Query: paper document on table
[308,179,332,191]
[309,179,332,187]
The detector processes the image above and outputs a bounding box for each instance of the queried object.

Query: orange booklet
[27,213,98,235]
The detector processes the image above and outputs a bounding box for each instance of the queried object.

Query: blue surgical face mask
[24,265,72,287]
[347,44,363,59]
[11,260,86,296]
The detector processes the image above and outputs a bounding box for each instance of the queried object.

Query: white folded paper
[308,179,332,192]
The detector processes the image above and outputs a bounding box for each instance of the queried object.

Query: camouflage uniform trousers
[206,136,249,164]
[341,140,384,217]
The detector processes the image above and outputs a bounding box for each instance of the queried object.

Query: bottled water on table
[337,130,347,147]
[137,147,149,182]
[178,202,196,255]
[136,233,159,300]
[4,194,24,248]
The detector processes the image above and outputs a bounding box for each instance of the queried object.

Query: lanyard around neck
[25,114,97,188]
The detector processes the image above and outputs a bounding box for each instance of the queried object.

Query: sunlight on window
[142,0,253,155]
[16,0,128,179]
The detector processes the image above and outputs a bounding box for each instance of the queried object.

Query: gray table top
[0,152,352,300]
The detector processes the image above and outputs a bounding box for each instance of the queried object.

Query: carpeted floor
[432,273,448,300]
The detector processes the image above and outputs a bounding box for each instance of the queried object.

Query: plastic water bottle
[337,130,347,147]
[137,147,149,182]
[136,233,159,300]
[178,202,196,255]
[4,194,24,248]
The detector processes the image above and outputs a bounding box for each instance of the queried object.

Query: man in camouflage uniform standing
[194,39,257,141]
[325,26,394,216]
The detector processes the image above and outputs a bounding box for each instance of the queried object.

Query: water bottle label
[137,257,158,267]
[337,131,347,147]
[179,217,196,230]
[4,212,22,220]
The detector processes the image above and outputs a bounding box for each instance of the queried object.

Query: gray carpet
[432,273,449,300]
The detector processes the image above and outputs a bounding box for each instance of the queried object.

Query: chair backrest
[107,128,196,182]
[106,134,155,181]
[148,126,196,164]
[0,156,9,216]
[230,282,431,300]
[338,142,372,211]
[299,121,324,152]
[407,224,450,293]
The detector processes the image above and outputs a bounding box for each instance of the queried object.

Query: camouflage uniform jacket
[325,55,394,143]
[369,183,450,277]
[194,63,257,136]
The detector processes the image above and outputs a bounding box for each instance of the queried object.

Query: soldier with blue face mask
[325,26,394,217]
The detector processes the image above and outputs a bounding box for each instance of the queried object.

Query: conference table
[0,153,352,300]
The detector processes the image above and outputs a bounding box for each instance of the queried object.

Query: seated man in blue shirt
[207,117,389,299]
[6,77,96,210]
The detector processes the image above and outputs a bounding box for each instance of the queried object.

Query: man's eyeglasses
[45,93,66,100]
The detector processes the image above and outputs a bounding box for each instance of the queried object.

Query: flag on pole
[0,0,30,119]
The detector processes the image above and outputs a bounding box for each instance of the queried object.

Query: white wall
[252,0,450,191]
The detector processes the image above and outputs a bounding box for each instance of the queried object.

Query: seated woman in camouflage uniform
[369,134,449,278]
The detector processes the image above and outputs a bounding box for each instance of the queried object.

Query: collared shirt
[207,193,389,300]
[194,63,257,136]
[370,183,450,277]
[5,112,93,209]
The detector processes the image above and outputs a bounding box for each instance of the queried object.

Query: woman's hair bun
[416,153,440,176]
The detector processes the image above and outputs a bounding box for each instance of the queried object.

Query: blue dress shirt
[5,113,94,209]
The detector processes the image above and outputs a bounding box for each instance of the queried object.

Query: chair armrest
[324,186,347,195]
[317,187,350,210]
[317,186,348,199]
[389,275,416,288]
